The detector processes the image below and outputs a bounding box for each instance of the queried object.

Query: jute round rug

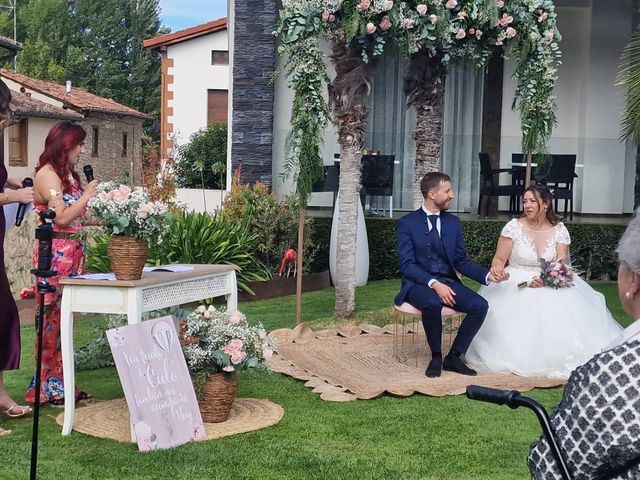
[55,398,284,443]
[267,323,565,401]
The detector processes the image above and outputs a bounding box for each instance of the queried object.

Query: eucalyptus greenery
[274,0,562,187]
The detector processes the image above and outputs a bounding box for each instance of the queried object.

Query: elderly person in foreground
[528,210,640,479]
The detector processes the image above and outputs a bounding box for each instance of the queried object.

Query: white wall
[500,2,633,214]
[167,30,229,147]
[175,188,226,213]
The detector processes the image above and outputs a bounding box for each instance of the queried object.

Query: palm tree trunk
[413,86,445,207]
[329,41,371,318]
[404,53,447,208]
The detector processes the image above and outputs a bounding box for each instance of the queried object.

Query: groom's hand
[431,281,456,306]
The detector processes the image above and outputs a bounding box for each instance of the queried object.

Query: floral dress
[25,179,86,404]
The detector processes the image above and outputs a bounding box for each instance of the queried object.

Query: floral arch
[275,0,561,317]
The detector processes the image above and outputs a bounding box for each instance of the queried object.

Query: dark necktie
[427,214,444,255]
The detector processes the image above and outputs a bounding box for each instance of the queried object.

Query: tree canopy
[0,0,167,121]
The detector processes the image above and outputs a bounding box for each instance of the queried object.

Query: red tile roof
[0,70,148,119]
[143,17,227,49]
[11,90,84,121]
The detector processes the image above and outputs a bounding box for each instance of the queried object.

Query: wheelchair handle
[465,386,522,409]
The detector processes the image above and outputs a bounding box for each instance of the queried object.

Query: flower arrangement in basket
[87,183,169,279]
[518,258,576,289]
[180,305,276,423]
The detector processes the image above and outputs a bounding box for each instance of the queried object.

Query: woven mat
[267,323,564,402]
[55,397,283,443]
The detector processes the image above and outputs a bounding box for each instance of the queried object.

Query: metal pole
[12,0,16,71]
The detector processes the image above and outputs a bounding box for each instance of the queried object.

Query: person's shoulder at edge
[397,208,422,224]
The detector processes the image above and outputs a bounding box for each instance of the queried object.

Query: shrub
[141,138,177,203]
[221,174,299,275]
[175,124,227,190]
[147,210,272,293]
[304,217,627,281]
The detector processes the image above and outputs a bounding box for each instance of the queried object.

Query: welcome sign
[107,316,206,451]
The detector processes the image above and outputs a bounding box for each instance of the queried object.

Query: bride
[465,185,622,378]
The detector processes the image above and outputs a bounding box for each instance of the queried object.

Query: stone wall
[230,0,277,187]
[80,113,144,186]
[4,210,37,298]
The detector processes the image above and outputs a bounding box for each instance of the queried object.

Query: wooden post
[295,207,304,325]
[525,151,533,188]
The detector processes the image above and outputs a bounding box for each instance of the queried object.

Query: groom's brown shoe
[443,352,477,376]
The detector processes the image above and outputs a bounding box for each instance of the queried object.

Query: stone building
[0,69,148,185]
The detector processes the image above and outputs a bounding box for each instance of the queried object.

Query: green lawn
[1,280,632,480]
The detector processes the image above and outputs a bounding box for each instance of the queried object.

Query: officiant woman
[0,80,34,436]
[24,121,98,405]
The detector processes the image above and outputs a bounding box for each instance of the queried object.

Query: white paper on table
[74,273,117,281]
[143,265,194,273]
[3,202,33,232]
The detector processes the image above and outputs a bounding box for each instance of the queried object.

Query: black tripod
[30,209,57,480]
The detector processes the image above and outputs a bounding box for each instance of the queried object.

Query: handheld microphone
[83,165,94,183]
[15,177,33,227]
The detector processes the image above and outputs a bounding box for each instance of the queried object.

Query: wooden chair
[393,302,465,366]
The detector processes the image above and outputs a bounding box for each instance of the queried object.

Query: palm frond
[618,33,640,143]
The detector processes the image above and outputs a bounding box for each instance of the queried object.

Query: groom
[395,172,507,378]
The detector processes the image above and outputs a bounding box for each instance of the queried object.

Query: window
[207,89,228,125]
[211,50,229,65]
[121,133,128,157]
[92,126,99,156]
[8,119,28,167]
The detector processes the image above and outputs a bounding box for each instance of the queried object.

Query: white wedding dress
[466,219,623,379]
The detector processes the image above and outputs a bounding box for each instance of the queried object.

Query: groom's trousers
[405,277,489,356]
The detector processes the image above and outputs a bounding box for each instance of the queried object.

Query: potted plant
[88,183,169,280]
[180,306,275,423]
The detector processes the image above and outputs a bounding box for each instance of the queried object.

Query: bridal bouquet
[518,258,575,289]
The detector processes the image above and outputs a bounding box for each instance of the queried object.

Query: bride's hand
[529,277,544,288]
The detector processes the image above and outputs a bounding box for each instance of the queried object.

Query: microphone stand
[30,209,57,480]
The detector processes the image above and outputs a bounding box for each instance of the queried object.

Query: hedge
[304,217,628,281]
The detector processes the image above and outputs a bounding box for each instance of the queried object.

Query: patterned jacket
[528,340,640,479]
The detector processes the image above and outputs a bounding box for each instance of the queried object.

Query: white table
[59,264,238,436]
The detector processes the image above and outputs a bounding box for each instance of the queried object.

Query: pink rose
[356,0,370,11]
[544,30,554,43]
[98,191,110,202]
[403,18,415,29]
[383,0,393,10]
[445,0,457,9]
[505,27,516,38]
[468,28,475,35]
[231,351,246,364]
[538,11,548,22]
[455,28,466,39]
[429,14,438,24]
[416,4,427,15]
[137,203,154,219]
[329,14,335,22]
[457,11,468,20]
[496,0,504,7]
[321,9,330,22]
[222,365,235,372]
[228,312,243,325]
[366,22,376,34]
[499,14,513,27]
[380,15,392,31]
[495,39,503,46]
[475,29,483,40]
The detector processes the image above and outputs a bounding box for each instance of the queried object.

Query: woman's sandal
[0,427,12,437]
[3,403,32,418]
[48,391,93,407]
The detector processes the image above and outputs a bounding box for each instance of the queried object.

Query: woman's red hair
[35,121,86,192]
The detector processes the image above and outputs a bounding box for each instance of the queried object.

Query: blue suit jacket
[394,208,489,305]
